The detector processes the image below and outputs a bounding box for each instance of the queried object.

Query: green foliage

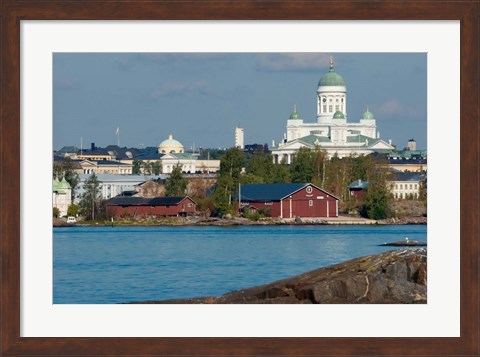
[142,161,152,175]
[132,160,143,175]
[241,173,264,184]
[245,150,274,183]
[165,163,188,196]
[359,169,391,220]
[151,161,162,175]
[290,147,314,183]
[271,158,291,183]
[79,173,101,220]
[212,148,245,216]
[53,207,60,218]
[67,204,79,217]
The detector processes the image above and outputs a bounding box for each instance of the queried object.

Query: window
[329,105,333,112]
[323,105,327,112]
[400,184,403,189]
[309,200,313,206]
[306,186,313,194]
[410,184,412,189]
[265,202,273,206]
[336,98,339,102]
[187,203,193,207]
[395,184,398,189]
[335,105,339,111]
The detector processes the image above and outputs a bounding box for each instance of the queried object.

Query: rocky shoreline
[132,248,427,304]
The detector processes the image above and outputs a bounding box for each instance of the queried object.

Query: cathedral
[271,57,395,163]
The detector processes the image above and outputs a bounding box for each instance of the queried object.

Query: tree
[151,161,162,175]
[53,157,80,201]
[245,150,274,183]
[132,160,143,175]
[142,161,152,175]
[53,207,60,218]
[212,147,244,216]
[79,173,101,220]
[165,163,188,196]
[271,158,291,183]
[67,204,79,217]
[290,147,314,183]
[359,169,391,220]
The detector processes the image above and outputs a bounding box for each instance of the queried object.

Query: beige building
[388,172,425,199]
[79,159,133,175]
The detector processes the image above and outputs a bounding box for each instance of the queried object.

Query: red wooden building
[239,183,339,218]
[106,196,196,218]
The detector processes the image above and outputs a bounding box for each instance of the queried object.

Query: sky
[53,53,427,151]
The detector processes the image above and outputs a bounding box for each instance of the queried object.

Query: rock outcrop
[139,248,427,304]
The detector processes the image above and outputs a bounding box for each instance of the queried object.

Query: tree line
[54,147,410,221]
[209,146,393,219]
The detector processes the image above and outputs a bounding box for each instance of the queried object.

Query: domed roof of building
[289,104,302,119]
[53,177,71,191]
[318,57,345,87]
[158,134,184,153]
[333,111,345,119]
[362,107,374,119]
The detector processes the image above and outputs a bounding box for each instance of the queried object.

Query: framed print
[1,1,478,356]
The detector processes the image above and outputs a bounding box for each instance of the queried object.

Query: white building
[53,178,72,216]
[76,174,166,201]
[235,127,244,149]
[271,57,394,163]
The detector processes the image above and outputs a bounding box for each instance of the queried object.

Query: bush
[53,207,60,218]
[67,204,79,217]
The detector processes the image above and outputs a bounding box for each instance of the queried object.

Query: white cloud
[374,99,419,118]
[256,53,331,71]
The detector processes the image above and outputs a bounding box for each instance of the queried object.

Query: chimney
[91,143,95,151]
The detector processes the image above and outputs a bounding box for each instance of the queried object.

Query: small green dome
[289,104,302,119]
[333,111,345,119]
[318,57,345,87]
[362,108,374,119]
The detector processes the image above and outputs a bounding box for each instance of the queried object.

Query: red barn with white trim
[106,196,196,218]
[239,183,339,218]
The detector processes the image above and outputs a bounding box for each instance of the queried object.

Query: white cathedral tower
[271,56,394,162]
[317,57,347,124]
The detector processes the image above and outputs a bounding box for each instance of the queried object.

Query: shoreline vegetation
[130,248,427,304]
[53,214,427,228]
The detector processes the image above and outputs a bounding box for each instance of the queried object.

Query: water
[53,225,426,304]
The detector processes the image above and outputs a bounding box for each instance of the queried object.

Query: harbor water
[53,225,427,304]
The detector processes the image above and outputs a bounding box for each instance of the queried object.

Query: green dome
[333,111,345,119]
[53,178,71,191]
[362,109,374,119]
[318,57,345,87]
[289,104,302,119]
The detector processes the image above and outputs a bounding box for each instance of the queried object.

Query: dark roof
[107,196,195,206]
[388,172,426,182]
[104,145,141,160]
[79,147,110,156]
[119,190,139,196]
[238,183,338,202]
[57,146,79,153]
